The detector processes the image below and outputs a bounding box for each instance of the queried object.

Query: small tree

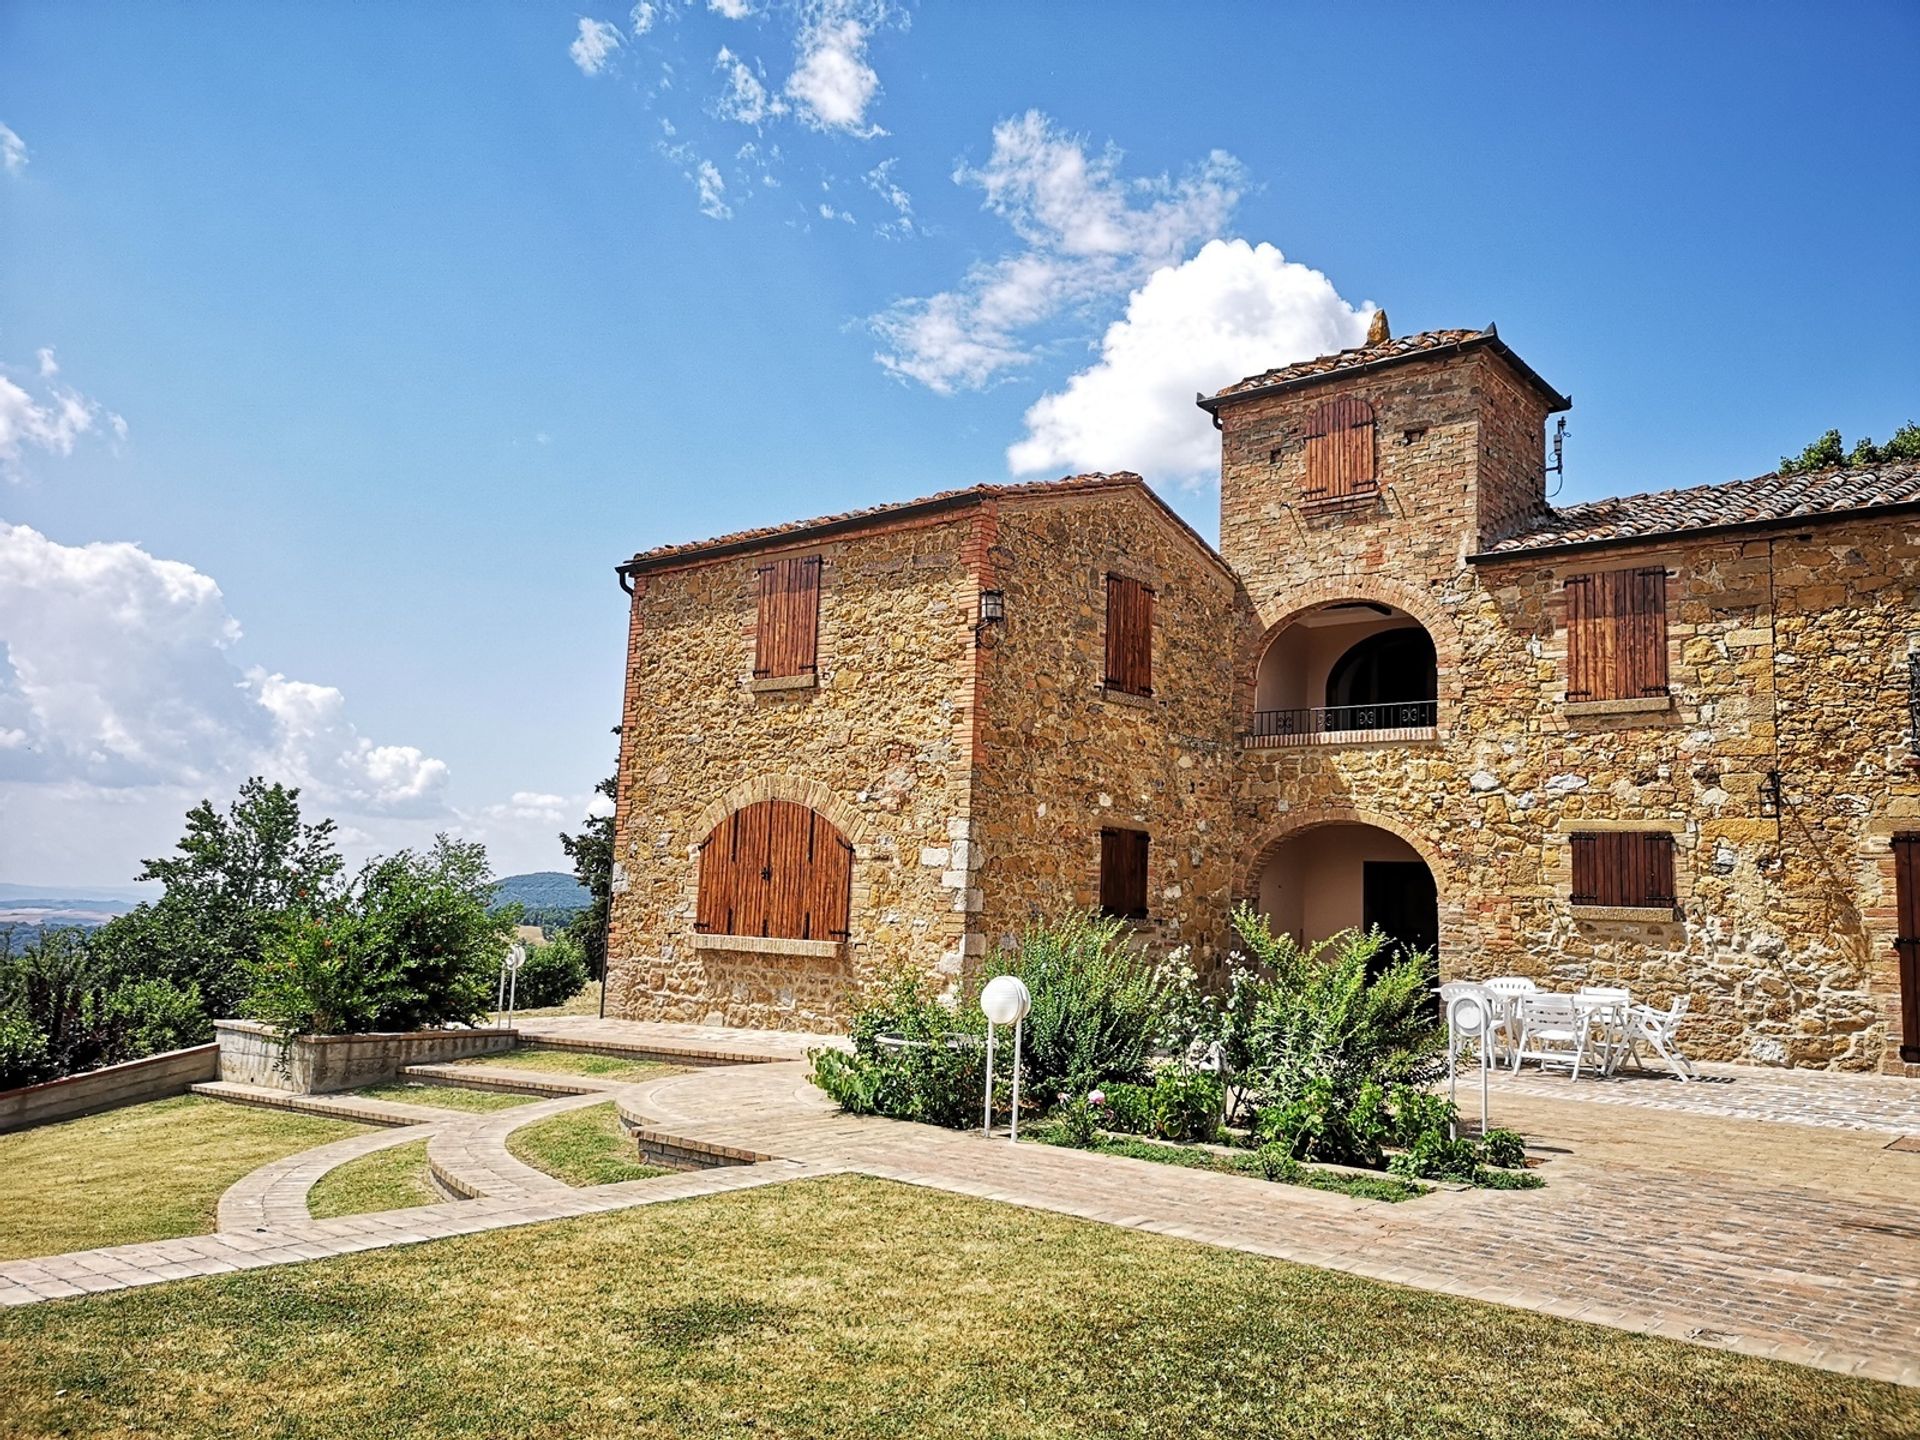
[560,774,616,979]
[1780,421,1920,475]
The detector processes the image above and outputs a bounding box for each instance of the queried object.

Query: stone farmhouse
[605,323,1920,1074]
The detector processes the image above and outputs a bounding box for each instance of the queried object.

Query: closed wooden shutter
[1565,567,1668,701]
[695,800,852,941]
[1104,574,1154,696]
[1570,831,1676,909]
[1895,835,1920,1061]
[1099,828,1149,920]
[754,556,822,679]
[1302,396,1376,500]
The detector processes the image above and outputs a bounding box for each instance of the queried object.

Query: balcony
[1245,700,1438,748]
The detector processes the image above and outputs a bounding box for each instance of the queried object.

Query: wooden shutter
[753,556,822,679]
[1895,835,1920,1062]
[696,800,851,941]
[1565,568,1668,701]
[1302,396,1376,500]
[1570,832,1675,909]
[1104,575,1154,697]
[1099,828,1149,920]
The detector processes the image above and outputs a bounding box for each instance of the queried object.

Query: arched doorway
[1325,627,1437,730]
[1250,602,1439,743]
[1254,822,1439,966]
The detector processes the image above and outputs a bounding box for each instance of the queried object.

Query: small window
[1302,396,1376,500]
[1099,828,1149,920]
[754,556,822,679]
[1570,831,1675,909]
[1564,567,1668,701]
[1104,574,1153,696]
[1895,835,1920,1062]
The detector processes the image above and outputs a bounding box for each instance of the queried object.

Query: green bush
[1474,1166,1546,1191]
[1099,1081,1152,1135]
[1255,1140,1301,1183]
[1388,1130,1483,1183]
[1148,1066,1224,1144]
[513,934,588,1009]
[1055,1092,1103,1148]
[243,837,511,1037]
[1480,1128,1528,1169]
[0,1007,51,1090]
[996,911,1171,1097]
[809,972,985,1129]
[0,927,208,1085]
[1387,1084,1456,1147]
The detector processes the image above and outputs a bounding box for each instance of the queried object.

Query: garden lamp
[1446,992,1492,1137]
[499,943,527,1028]
[980,974,1031,1142]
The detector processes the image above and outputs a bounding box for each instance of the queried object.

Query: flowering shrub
[809,972,985,1129]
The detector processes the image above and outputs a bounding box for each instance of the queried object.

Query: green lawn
[505,1102,668,1186]
[0,1174,1910,1439]
[450,1046,680,1083]
[0,1096,367,1262]
[514,980,602,1018]
[307,1139,439,1219]
[349,1080,539,1112]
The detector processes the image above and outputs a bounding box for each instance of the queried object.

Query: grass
[1029,1125,1427,1202]
[515,980,602,1018]
[0,1174,1912,1439]
[349,1080,539,1112]
[449,1046,679,1083]
[505,1102,668,1186]
[0,1095,367,1262]
[307,1140,439,1220]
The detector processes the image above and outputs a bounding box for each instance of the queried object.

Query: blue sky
[2,1,1916,887]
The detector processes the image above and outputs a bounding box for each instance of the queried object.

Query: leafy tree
[90,778,343,1018]
[560,774,616,980]
[0,926,203,1087]
[513,932,589,1009]
[243,836,514,1036]
[1780,421,1920,475]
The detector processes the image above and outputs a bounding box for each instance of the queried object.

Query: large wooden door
[695,801,852,942]
[1896,835,1920,1063]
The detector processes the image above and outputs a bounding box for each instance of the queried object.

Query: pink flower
[1088,1090,1106,1106]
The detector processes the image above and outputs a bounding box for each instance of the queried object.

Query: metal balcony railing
[1245,700,1438,746]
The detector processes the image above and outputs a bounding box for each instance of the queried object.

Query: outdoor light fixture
[975,588,1006,641]
[1446,992,1492,1137]
[497,943,527,1028]
[980,974,1031,1142]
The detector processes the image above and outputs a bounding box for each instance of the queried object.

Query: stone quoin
[603,322,1920,1074]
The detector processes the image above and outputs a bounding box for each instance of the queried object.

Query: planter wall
[214,1020,515,1094]
[0,1044,219,1134]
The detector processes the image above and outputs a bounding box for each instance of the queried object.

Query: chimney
[1366,310,1391,346]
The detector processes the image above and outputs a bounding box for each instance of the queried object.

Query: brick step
[400,1062,617,1098]
[190,1081,434,1128]
[514,1033,776,1068]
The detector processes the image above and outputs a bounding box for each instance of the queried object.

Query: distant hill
[492,871,591,914]
[0,887,144,935]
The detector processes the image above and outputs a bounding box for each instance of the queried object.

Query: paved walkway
[4,1020,1920,1390]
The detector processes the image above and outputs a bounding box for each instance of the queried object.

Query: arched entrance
[1253,822,1439,964]
[1250,602,1439,743]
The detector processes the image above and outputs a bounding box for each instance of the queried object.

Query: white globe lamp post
[979,975,1031,1142]
[1447,991,1492,1136]
[498,942,527,1028]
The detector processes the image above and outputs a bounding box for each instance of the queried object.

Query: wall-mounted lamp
[975,589,1006,645]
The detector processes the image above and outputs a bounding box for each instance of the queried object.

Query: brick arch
[1238,806,1447,906]
[689,774,872,857]
[1236,574,1464,732]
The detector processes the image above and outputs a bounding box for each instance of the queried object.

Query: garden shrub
[1480,1128,1528,1169]
[1255,1141,1300,1183]
[997,911,1169,1097]
[1388,1130,1484,1183]
[1148,1067,1224,1143]
[1055,1092,1103,1148]
[0,1007,51,1090]
[512,933,589,1009]
[1387,1084,1457,1147]
[809,972,985,1129]
[0,927,208,1086]
[1100,1081,1152,1135]
[1474,1166,1546,1191]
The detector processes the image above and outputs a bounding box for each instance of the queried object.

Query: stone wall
[969,490,1244,973]
[0,1044,218,1133]
[213,1021,514,1094]
[605,511,983,1032]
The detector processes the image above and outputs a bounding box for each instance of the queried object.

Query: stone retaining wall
[0,1044,218,1133]
[214,1020,515,1094]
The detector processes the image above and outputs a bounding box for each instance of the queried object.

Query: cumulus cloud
[0,523,450,815]
[0,349,122,479]
[709,0,752,16]
[871,113,1245,392]
[1008,239,1372,484]
[570,17,624,75]
[0,124,25,176]
[785,6,884,135]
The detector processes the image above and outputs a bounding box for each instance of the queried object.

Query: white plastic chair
[1438,981,1498,1066]
[1480,978,1537,1062]
[1622,995,1696,1081]
[1510,995,1594,1079]
[1577,986,1633,1073]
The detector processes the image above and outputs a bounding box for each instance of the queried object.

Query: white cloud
[865,157,913,237]
[695,159,731,218]
[0,349,119,479]
[709,0,752,16]
[630,1,659,33]
[871,112,1246,393]
[1008,239,1372,485]
[0,124,24,176]
[712,46,784,127]
[570,17,624,75]
[785,4,884,135]
[0,523,450,816]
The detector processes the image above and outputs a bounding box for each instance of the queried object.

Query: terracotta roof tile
[1477,463,1920,557]
[618,472,1230,577]
[1213,328,1489,399]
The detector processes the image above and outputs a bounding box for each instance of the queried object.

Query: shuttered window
[1099,828,1149,920]
[1565,567,1668,702]
[1895,835,1920,1062]
[695,800,852,941]
[1302,396,1377,501]
[1570,832,1676,909]
[1104,574,1154,697]
[754,556,822,679]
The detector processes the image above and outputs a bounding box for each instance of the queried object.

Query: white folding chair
[1622,995,1696,1081]
[1577,986,1633,1073]
[1481,978,1537,1064]
[1510,995,1594,1079]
